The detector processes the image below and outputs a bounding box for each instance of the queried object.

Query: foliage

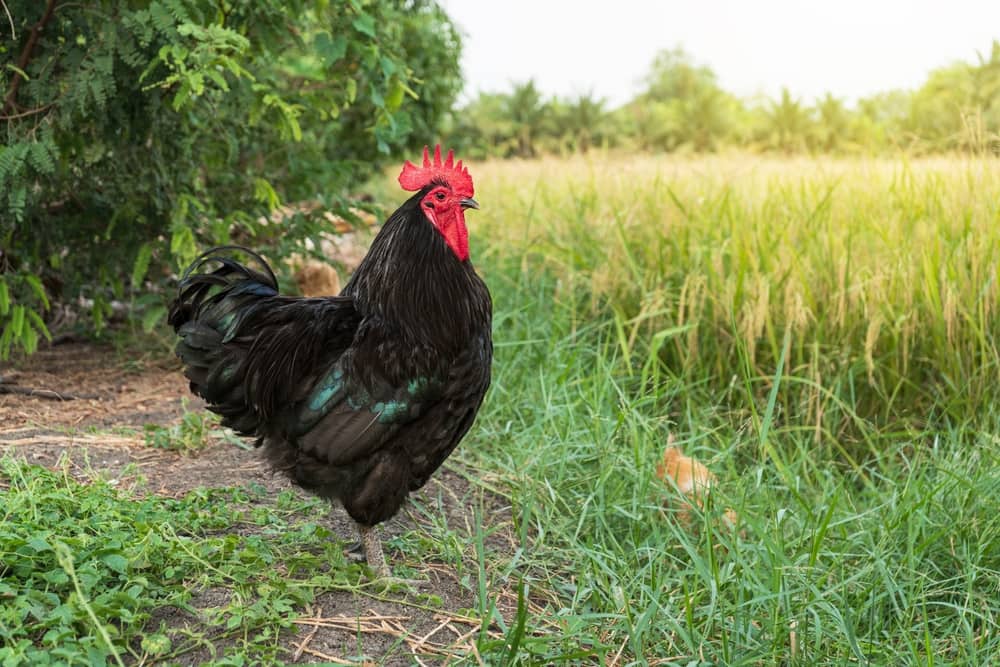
[469,265,1000,662]
[0,457,361,665]
[906,41,1000,152]
[623,47,741,152]
[447,81,615,159]
[447,44,1000,159]
[143,399,219,454]
[0,0,462,358]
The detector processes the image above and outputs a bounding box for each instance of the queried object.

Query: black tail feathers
[168,245,278,331]
[168,246,280,435]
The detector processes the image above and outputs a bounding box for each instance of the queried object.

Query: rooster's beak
[460,197,480,210]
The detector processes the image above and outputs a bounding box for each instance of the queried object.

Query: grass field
[3,154,999,664]
[464,154,1000,663]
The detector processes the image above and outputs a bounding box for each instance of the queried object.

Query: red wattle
[440,211,469,261]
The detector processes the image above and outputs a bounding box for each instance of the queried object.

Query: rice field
[471,154,1000,433]
[457,153,1000,663]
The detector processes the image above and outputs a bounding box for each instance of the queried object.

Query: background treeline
[445,45,1000,158]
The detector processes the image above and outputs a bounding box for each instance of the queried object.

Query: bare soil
[0,342,522,665]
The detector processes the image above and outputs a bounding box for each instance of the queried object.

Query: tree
[624,47,738,151]
[549,93,608,153]
[445,92,520,158]
[814,93,851,152]
[0,0,463,358]
[505,80,545,157]
[764,88,813,153]
[907,41,1000,152]
[852,90,912,151]
[971,41,1000,153]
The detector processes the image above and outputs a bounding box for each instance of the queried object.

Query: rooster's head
[398,145,478,261]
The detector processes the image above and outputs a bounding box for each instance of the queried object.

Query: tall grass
[446,154,1000,663]
[471,154,1000,444]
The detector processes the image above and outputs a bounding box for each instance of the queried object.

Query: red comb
[398,145,474,197]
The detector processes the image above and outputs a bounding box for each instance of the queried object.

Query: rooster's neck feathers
[344,188,489,350]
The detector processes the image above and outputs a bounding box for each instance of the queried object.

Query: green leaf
[172,81,191,111]
[92,294,108,332]
[253,178,280,210]
[22,326,38,354]
[4,63,29,79]
[369,83,384,109]
[131,243,153,289]
[385,78,405,112]
[27,535,51,552]
[28,141,56,175]
[140,634,172,656]
[25,308,52,342]
[170,226,197,265]
[352,14,376,38]
[379,56,396,79]
[10,304,24,337]
[0,322,11,359]
[25,274,49,309]
[141,305,167,333]
[101,554,128,574]
[314,32,347,67]
[42,569,70,586]
[0,279,9,315]
[205,69,229,91]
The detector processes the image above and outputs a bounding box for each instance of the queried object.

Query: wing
[405,329,492,490]
[292,342,447,466]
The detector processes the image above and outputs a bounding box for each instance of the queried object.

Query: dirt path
[1,342,521,665]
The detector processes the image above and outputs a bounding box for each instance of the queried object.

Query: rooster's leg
[357,523,391,579]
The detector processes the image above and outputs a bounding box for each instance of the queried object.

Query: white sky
[441,0,1000,108]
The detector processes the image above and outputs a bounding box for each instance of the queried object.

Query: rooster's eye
[435,192,446,201]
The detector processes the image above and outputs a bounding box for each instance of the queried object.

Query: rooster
[167,146,492,579]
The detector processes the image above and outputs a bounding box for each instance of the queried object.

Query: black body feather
[168,189,492,526]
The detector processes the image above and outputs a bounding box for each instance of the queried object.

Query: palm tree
[814,93,850,152]
[505,80,545,157]
[768,88,812,152]
[562,93,607,153]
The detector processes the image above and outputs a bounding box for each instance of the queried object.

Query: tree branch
[1,0,15,41]
[1,0,58,117]
[0,102,53,121]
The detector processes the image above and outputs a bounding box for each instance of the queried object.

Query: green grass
[463,256,1000,663]
[458,154,1000,663]
[0,459,374,665]
[3,154,1000,664]
[143,399,222,454]
[471,154,1000,434]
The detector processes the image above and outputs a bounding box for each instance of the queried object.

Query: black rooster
[168,146,492,578]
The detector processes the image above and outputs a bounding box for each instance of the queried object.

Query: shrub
[0,0,462,357]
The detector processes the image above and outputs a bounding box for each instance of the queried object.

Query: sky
[441,0,1000,108]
